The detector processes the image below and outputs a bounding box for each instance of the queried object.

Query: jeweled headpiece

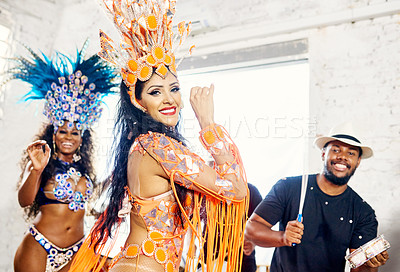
[8,41,118,132]
[98,0,193,111]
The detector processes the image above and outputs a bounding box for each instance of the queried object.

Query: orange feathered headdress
[98,0,194,111]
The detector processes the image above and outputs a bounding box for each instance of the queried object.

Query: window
[177,41,310,266]
[179,61,311,197]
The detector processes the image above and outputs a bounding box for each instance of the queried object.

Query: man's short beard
[323,164,357,186]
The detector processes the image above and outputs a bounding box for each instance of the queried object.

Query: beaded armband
[200,124,244,199]
[199,124,233,155]
[214,162,242,199]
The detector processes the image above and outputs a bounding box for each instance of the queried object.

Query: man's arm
[244,213,304,252]
[350,250,389,272]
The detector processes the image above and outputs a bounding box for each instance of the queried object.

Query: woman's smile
[159,106,177,115]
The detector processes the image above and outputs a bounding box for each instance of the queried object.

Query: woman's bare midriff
[32,205,85,247]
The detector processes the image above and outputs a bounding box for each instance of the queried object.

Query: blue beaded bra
[43,159,93,212]
[53,167,93,211]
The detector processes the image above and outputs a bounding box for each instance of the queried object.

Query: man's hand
[283,220,304,246]
[351,250,389,271]
[365,250,389,268]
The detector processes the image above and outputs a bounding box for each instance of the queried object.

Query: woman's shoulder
[131,131,187,155]
[137,132,184,148]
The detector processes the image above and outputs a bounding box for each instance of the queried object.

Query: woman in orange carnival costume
[69,1,249,272]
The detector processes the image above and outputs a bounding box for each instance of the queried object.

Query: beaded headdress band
[98,0,193,112]
[7,41,118,132]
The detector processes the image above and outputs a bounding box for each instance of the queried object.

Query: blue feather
[5,41,120,131]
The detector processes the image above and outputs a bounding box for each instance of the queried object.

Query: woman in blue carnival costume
[8,41,118,272]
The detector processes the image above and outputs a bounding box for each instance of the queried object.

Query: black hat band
[331,134,361,144]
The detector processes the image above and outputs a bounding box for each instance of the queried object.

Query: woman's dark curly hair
[18,123,96,221]
[93,79,190,247]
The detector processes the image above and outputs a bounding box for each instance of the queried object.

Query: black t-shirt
[254,174,378,272]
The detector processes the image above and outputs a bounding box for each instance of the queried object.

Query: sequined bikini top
[111,186,193,272]
[42,158,93,212]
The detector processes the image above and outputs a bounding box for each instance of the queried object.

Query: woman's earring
[73,145,82,162]
[52,142,58,159]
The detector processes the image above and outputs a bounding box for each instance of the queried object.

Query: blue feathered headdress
[8,40,119,132]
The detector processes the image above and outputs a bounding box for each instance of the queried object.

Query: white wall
[0,0,399,271]
[308,14,400,271]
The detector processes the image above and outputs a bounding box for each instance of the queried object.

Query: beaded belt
[108,235,176,272]
[29,225,84,272]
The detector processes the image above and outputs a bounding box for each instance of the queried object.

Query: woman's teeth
[160,108,175,113]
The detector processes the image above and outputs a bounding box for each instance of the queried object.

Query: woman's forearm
[18,168,42,207]
[199,124,247,199]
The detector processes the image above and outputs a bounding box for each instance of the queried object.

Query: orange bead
[126,244,139,258]
[146,14,158,30]
[203,131,216,145]
[185,195,192,206]
[165,261,174,272]
[216,126,224,138]
[128,59,138,72]
[138,65,152,81]
[164,54,172,65]
[156,64,168,78]
[153,46,164,61]
[155,248,167,264]
[126,73,137,85]
[169,203,178,215]
[146,54,156,66]
[142,239,155,256]
[149,231,163,241]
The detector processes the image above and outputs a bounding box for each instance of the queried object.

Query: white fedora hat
[313,122,373,159]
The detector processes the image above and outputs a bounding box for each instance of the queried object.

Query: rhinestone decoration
[53,167,93,212]
[29,226,83,272]
[44,71,103,132]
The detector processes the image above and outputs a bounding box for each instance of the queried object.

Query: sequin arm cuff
[199,124,233,155]
[200,124,244,199]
